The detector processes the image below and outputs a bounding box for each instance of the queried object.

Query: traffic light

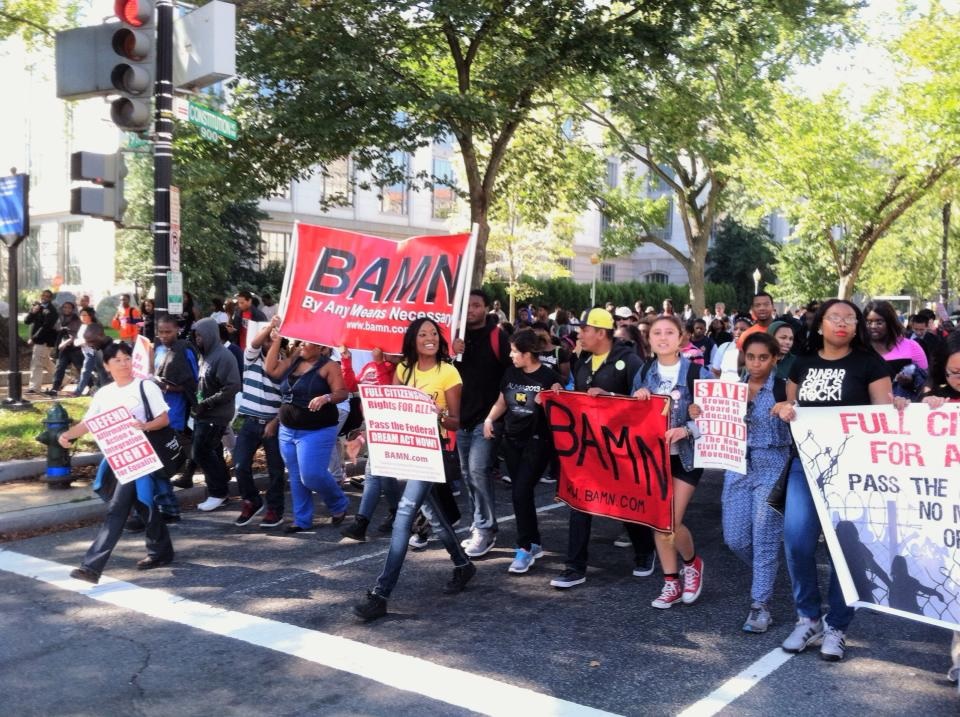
[70,152,128,224]
[109,1,156,132]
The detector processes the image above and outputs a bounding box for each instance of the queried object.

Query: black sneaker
[442,561,477,594]
[377,510,396,533]
[161,513,181,525]
[550,568,587,589]
[353,591,387,622]
[171,475,194,489]
[234,499,265,527]
[632,552,657,577]
[125,515,146,533]
[70,566,100,584]
[341,516,369,542]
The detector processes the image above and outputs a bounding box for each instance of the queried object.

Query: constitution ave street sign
[187,101,238,140]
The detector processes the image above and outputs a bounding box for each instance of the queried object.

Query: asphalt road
[0,472,956,716]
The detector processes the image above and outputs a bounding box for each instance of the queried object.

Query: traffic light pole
[153,0,174,315]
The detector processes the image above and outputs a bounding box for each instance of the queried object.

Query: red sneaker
[260,508,283,528]
[682,556,704,604]
[651,578,682,609]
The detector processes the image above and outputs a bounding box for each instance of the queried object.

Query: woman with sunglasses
[774,299,899,661]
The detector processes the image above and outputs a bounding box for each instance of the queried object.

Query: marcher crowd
[22,286,960,677]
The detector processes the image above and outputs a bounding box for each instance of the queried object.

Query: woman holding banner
[482,328,560,574]
[775,299,897,661]
[57,341,175,584]
[353,318,474,622]
[265,335,350,532]
[632,315,712,609]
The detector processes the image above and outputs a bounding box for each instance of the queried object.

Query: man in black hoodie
[191,317,242,512]
[549,308,656,589]
[25,289,59,393]
[451,289,511,558]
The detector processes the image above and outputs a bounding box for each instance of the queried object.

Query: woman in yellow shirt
[353,318,476,622]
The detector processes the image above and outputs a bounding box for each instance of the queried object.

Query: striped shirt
[238,346,282,419]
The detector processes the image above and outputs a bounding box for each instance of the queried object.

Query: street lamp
[752,267,762,295]
[590,253,601,306]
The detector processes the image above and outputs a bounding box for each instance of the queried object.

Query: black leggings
[502,433,552,550]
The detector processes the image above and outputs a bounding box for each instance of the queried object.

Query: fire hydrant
[35,403,73,488]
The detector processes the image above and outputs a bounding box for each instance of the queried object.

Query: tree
[574,1,856,312]
[232,1,704,287]
[116,125,266,306]
[0,0,77,44]
[733,8,960,299]
[705,218,777,310]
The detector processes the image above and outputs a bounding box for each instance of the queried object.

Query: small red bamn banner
[542,391,673,531]
[279,224,471,353]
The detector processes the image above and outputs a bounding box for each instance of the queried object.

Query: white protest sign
[131,335,153,379]
[359,384,445,483]
[792,403,960,631]
[86,405,164,484]
[693,379,748,473]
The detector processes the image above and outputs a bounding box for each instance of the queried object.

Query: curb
[0,453,104,484]
[0,474,272,538]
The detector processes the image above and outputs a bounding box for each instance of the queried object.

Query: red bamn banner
[279,224,471,353]
[542,391,674,531]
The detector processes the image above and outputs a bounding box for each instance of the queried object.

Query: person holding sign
[721,332,792,632]
[353,318,474,622]
[549,308,653,590]
[632,315,712,609]
[482,328,560,574]
[264,333,350,531]
[774,299,896,661]
[58,342,175,584]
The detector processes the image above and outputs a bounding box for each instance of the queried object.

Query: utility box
[173,0,236,90]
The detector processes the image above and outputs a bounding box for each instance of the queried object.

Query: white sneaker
[463,531,496,558]
[820,624,846,661]
[460,527,478,549]
[781,616,823,653]
[197,496,227,512]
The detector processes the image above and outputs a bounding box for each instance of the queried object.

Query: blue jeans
[456,424,498,534]
[783,457,855,630]
[279,424,347,528]
[234,415,286,513]
[75,352,103,395]
[374,479,469,598]
[357,458,400,521]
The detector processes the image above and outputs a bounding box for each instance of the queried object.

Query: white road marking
[675,647,794,717]
[0,548,619,717]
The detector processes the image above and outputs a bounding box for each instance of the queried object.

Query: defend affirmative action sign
[693,379,748,473]
[279,224,471,353]
[86,406,164,484]
[792,403,960,630]
[543,392,673,531]
[359,384,445,483]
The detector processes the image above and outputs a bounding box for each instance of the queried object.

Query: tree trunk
[836,272,856,300]
[941,201,951,305]
[685,231,710,315]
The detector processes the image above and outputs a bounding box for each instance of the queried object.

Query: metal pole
[5,246,25,405]
[941,201,950,306]
[153,0,174,315]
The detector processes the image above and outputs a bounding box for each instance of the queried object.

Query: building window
[557,257,573,272]
[261,231,291,268]
[644,272,669,285]
[19,227,43,289]
[431,158,456,219]
[62,223,82,284]
[601,263,615,283]
[605,159,619,189]
[380,150,409,216]
[322,157,353,206]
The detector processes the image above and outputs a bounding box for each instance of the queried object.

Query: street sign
[167,270,183,315]
[170,185,181,272]
[187,100,237,140]
[124,132,152,150]
[0,174,29,247]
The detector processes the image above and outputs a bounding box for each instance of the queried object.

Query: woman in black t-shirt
[483,329,559,575]
[774,299,896,662]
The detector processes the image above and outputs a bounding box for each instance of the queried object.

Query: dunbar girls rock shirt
[500,364,560,438]
[789,350,889,407]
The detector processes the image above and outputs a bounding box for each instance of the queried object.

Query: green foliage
[767,238,839,305]
[116,123,267,307]
[706,217,778,309]
[482,277,735,316]
[0,0,78,45]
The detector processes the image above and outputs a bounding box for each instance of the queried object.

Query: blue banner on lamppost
[0,174,29,247]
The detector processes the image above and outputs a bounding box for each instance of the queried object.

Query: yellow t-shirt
[395,361,462,414]
[591,351,610,373]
